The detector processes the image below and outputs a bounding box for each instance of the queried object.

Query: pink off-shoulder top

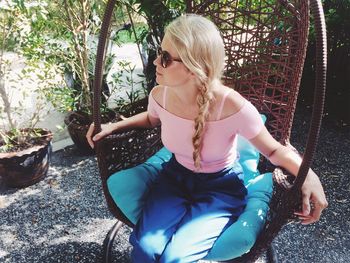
[147,87,264,173]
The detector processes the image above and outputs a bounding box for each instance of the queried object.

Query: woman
[87,14,327,263]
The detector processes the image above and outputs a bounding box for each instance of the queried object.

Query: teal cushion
[107,115,273,259]
[205,172,273,260]
[237,114,267,182]
[107,147,172,225]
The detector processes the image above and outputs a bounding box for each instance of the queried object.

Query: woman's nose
[153,55,161,66]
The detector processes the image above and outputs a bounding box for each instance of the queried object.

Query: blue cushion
[237,114,267,182]
[107,115,273,259]
[107,147,172,225]
[205,172,272,260]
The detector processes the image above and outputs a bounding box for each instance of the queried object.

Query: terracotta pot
[0,129,53,188]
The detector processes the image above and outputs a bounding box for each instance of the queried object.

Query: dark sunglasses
[157,46,182,68]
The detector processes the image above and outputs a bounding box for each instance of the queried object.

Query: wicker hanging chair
[92,0,327,262]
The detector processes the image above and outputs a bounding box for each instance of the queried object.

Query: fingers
[294,191,313,224]
[295,205,321,225]
[294,211,313,224]
[86,123,112,149]
[86,123,95,149]
[92,132,103,142]
[294,194,328,225]
[308,199,328,224]
[302,191,311,215]
[295,172,328,225]
[307,207,321,225]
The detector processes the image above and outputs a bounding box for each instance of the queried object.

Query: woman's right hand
[86,122,116,149]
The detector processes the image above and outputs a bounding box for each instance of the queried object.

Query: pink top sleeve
[236,100,264,140]
[147,92,161,126]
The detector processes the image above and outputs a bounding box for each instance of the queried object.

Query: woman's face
[153,34,193,87]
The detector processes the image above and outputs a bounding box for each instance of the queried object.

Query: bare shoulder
[220,87,246,118]
[150,85,165,106]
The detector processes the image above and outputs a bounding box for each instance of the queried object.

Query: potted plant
[0,1,59,188]
[36,0,173,154]
[42,0,122,153]
[0,62,59,189]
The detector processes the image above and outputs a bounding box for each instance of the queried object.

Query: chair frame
[92,0,327,262]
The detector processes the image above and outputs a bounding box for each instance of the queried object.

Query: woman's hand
[85,111,156,149]
[294,171,328,225]
[249,127,328,225]
[86,122,116,149]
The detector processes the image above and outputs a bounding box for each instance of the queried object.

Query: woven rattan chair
[92,0,327,262]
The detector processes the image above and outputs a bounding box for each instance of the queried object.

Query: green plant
[0,60,63,151]
[54,0,101,113]
[0,1,63,153]
[34,1,133,117]
[0,128,48,153]
[114,22,147,44]
[120,0,185,92]
[11,0,110,116]
[109,60,147,110]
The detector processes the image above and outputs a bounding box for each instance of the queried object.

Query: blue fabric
[107,115,273,260]
[130,156,247,263]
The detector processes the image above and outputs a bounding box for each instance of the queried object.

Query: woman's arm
[86,111,160,149]
[249,127,328,225]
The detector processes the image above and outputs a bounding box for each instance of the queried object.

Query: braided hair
[165,14,225,170]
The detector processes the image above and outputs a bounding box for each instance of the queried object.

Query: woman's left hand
[249,127,328,224]
[294,171,328,225]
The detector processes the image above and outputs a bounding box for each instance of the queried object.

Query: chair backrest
[186,0,309,144]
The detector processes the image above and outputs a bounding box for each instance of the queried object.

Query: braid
[164,15,226,170]
[192,83,213,170]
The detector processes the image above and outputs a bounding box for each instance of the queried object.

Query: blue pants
[130,156,247,263]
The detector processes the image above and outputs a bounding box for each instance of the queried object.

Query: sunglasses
[157,46,182,68]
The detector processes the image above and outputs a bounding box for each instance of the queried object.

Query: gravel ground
[272,106,350,263]
[1,105,349,263]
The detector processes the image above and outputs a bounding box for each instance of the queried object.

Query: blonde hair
[165,14,226,169]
